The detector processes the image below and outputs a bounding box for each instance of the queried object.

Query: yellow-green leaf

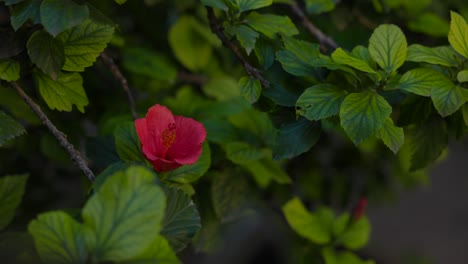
[448,11,468,58]
[369,24,407,73]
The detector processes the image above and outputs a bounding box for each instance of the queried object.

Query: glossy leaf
[0,174,28,230]
[161,188,201,252]
[376,117,404,154]
[273,117,321,159]
[406,44,457,67]
[57,19,115,72]
[368,24,407,73]
[82,166,166,262]
[399,68,452,97]
[27,30,64,80]
[296,84,347,121]
[114,121,145,163]
[40,0,90,37]
[246,12,298,38]
[10,0,41,31]
[331,48,377,74]
[234,0,272,12]
[340,91,392,145]
[164,142,211,183]
[0,111,26,147]
[28,211,88,264]
[282,198,331,244]
[34,70,88,112]
[0,58,20,81]
[239,76,261,104]
[448,11,468,58]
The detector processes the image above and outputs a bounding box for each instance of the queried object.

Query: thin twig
[206,7,270,88]
[11,82,95,182]
[290,0,338,53]
[100,51,138,120]
[352,7,378,30]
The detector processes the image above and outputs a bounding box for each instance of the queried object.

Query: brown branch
[11,82,95,182]
[290,1,338,53]
[100,51,138,120]
[206,7,270,88]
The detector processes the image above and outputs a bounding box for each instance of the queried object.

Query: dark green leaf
[161,188,201,252]
[407,116,448,171]
[122,47,177,83]
[406,44,457,67]
[376,117,404,153]
[399,68,452,97]
[276,50,317,76]
[28,211,88,264]
[2,0,25,5]
[246,12,298,38]
[239,76,261,104]
[368,24,407,73]
[201,0,228,10]
[234,0,272,12]
[57,19,115,72]
[254,39,274,70]
[114,0,127,4]
[40,0,90,37]
[273,117,321,159]
[0,58,20,81]
[82,166,166,262]
[340,91,392,145]
[244,158,290,187]
[34,69,88,112]
[164,142,211,183]
[448,11,468,58]
[0,111,26,147]
[232,25,259,55]
[322,248,375,264]
[0,232,40,263]
[463,103,468,126]
[0,174,28,230]
[431,83,467,117]
[296,84,348,121]
[27,30,64,80]
[10,0,41,31]
[202,76,240,100]
[331,48,377,74]
[276,36,320,76]
[305,0,335,14]
[408,12,449,37]
[226,142,269,164]
[114,121,145,163]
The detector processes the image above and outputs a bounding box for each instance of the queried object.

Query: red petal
[150,156,182,172]
[145,104,176,158]
[166,116,207,164]
[135,118,157,160]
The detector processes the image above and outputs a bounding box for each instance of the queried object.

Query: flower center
[162,123,176,148]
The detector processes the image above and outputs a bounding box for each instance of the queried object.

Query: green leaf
[351,45,375,68]
[398,68,451,97]
[239,76,261,104]
[0,174,28,230]
[282,198,331,244]
[407,116,448,171]
[276,36,320,76]
[431,82,467,117]
[340,91,392,145]
[28,211,88,264]
[463,103,468,126]
[305,0,335,14]
[203,76,240,100]
[0,58,20,81]
[2,0,25,5]
[114,0,127,4]
[322,248,375,264]
[40,0,90,37]
[0,111,26,147]
[123,47,177,83]
[254,39,275,70]
[0,232,40,263]
[114,121,145,163]
[408,12,449,38]
[448,11,468,58]
[82,166,166,262]
[126,236,180,264]
[34,69,88,112]
[276,50,317,76]
[244,158,290,187]
[161,188,201,252]
[457,70,468,83]
[406,44,457,67]
[376,117,404,153]
[232,25,259,55]
[246,12,298,39]
[296,84,348,121]
[273,117,321,159]
[368,24,407,73]
[163,142,211,183]
[234,0,272,12]
[332,213,350,237]
[10,0,41,31]
[336,216,370,249]
[226,142,269,164]
[27,30,64,80]
[57,19,115,72]
[201,0,228,10]
[331,48,378,74]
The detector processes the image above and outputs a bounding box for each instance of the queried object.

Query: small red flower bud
[352,197,368,220]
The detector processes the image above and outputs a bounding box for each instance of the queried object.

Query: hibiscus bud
[352,197,367,220]
[135,104,207,172]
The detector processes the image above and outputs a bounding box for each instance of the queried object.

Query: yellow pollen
[162,123,176,148]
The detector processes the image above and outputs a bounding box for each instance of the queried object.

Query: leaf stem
[206,7,270,88]
[11,81,95,182]
[100,51,139,120]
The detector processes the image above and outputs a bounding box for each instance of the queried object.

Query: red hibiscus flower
[135,104,206,172]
